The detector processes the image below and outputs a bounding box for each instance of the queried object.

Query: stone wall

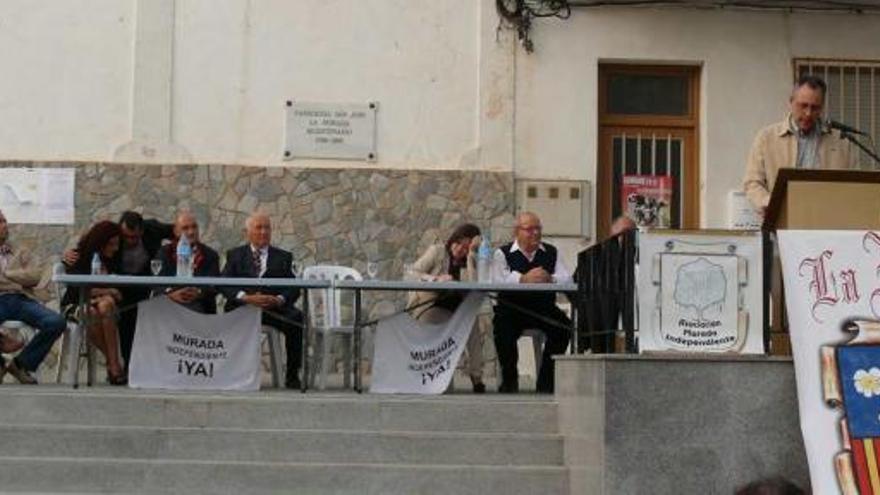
[4,162,515,269]
[1,161,515,382]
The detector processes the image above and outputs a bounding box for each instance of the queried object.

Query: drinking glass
[150,259,162,276]
[366,262,379,280]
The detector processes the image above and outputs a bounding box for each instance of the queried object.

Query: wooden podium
[763,169,880,354]
[763,169,880,231]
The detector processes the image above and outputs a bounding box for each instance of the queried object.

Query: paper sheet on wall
[727,190,762,230]
[0,168,75,224]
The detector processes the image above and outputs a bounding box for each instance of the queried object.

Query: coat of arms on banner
[654,248,748,352]
[636,231,764,355]
[823,319,880,495]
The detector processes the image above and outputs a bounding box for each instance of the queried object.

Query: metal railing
[574,228,637,354]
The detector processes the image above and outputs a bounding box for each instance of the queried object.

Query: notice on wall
[728,190,762,230]
[284,101,378,161]
[621,175,672,228]
[0,168,75,224]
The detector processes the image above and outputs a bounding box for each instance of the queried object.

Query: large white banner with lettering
[779,230,880,494]
[371,293,485,394]
[129,297,262,391]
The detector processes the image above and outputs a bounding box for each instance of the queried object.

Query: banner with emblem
[779,230,880,494]
[129,297,262,391]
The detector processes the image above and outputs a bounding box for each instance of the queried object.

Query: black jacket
[155,241,221,314]
[220,244,299,313]
[114,219,175,276]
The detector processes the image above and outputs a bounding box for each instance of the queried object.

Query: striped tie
[252,249,262,277]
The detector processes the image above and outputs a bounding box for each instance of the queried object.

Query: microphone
[826,118,869,136]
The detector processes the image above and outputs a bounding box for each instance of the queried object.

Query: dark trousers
[263,306,303,383]
[493,304,571,393]
[118,287,150,372]
[0,293,65,371]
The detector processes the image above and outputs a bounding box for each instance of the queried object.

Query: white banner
[779,230,880,494]
[637,230,764,354]
[370,292,485,394]
[129,297,262,391]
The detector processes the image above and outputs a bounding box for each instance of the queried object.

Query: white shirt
[236,244,282,303]
[492,240,572,285]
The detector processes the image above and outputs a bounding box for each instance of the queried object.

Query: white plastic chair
[216,293,285,389]
[519,329,545,377]
[51,262,97,387]
[262,324,285,388]
[302,265,362,390]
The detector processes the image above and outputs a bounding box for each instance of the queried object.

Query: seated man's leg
[492,308,523,392]
[15,296,66,373]
[262,307,303,388]
[117,287,149,372]
[0,294,22,371]
[533,306,572,394]
[117,306,137,372]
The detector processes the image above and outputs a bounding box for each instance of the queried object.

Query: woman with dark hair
[62,220,126,385]
[407,223,486,393]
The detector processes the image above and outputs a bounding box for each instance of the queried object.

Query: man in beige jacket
[743,75,854,213]
[0,210,65,384]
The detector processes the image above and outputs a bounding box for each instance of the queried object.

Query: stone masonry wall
[1,161,515,382]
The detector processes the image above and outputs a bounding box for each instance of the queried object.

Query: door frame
[596,64,701,238]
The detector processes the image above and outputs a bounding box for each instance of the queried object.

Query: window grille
[796,59,880,168]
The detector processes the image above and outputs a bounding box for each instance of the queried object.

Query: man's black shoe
[498,380,519,393]
[6,359,36,385]
[285,376,302,390]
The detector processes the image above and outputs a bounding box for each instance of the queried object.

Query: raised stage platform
[556,354,809,494]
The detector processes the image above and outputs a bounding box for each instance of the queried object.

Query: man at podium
[743,75,853,214]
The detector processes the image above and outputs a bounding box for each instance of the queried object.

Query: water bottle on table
[90,253,102,275]
[477,235,492,283]
[176,234,193,277]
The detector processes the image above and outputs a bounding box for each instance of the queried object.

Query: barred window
[796,59,880,168]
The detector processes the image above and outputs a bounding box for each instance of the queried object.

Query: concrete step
[0,424,563,466]
[0,457,569,495]
[0,387,559,433]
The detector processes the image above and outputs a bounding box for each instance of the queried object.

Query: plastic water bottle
[477,235,492,283]
[176,234,193,277]
[90,252,102,275]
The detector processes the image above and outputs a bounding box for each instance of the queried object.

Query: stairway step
[0,457,568,495]
[0,387,558,433]
[0,424,563,466]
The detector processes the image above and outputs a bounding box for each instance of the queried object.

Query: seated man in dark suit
[155,210,220,314]
[220,211,302,389]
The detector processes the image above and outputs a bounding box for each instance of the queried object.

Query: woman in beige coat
[407,223,486,393]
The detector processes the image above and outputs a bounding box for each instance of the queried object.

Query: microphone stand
[839,130,880,169]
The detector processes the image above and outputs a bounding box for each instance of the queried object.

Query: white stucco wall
[517,7,880,228]
[0,0,492,170]
[0,0,134,161]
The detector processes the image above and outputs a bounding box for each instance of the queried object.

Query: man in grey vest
[492,212,572,393]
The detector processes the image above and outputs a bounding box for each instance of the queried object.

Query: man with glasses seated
[492,211,572,394]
